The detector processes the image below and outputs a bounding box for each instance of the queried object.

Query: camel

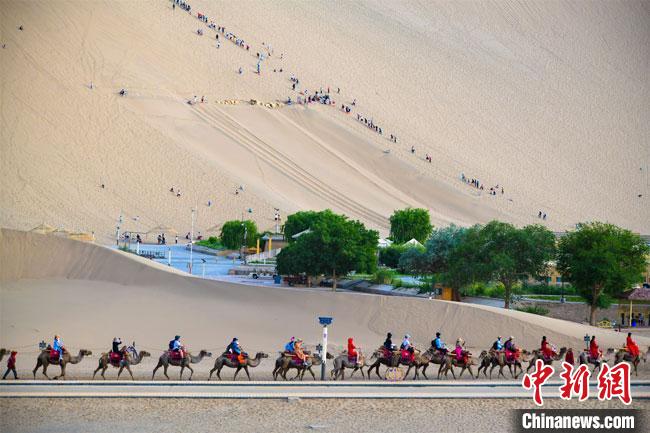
[93,344,151,380]
[613,347,648,377]
[526,347,567,372]
[273,352,332,381]
[366,348,401,379]
[409,348,455,380]
[209,352,269,380]
[442,351,477,379]
[151,349,211,380]
[33,348,92,380]
[578,350,607,374]
[477,349,528,379]
[330,351,366,380]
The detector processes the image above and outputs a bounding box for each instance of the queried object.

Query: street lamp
[189,206,196,274]
[318,316,333,380]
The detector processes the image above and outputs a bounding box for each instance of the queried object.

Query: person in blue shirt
[492,336,503,351]
[52,335,64,361]
[284,337,296,354]
[400,335,411,350]
[432,332,447,356]
[169,335,182,352]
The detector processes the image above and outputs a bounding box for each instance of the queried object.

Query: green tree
[220,220,258,249]
[276,210,378,290]
[389,208,432,244]
[283,211,320,243]
[557,222,649,325]
[378,244,407,269]
[473,221,556,309]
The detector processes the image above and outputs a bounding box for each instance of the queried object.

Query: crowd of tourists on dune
[4,330,645,382]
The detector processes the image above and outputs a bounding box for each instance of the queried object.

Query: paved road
[2,380,649,399]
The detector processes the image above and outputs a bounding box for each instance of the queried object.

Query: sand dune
[2,229,647,362]
[1,0,647,243]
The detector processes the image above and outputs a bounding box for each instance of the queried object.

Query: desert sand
[1,398,647,433]
[1,0,648,242]
[2,229,648,382]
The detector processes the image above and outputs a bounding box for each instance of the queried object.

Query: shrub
[373,268,395,284]
[196,236,223,250]
[515,305,549,316]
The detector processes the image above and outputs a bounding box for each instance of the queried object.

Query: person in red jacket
[589,336,601,361]
[347,337,359,365]
[626,332,640,357]
[2,351,18,380]
[564,347,575,365]
[541,336,555,360]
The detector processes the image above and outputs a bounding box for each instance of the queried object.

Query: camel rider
[227,338,246,364]
[284,337,296,354]
[454,338,469,365]
[541,336,556,360]
[492,336,503,352]
[169,335,183,358]
[294,338,310,366]
[504,336,517,363]
[383,332,395,351]
[589,336,601,361]
[112,337,122,354]
[53,335,64,361]
[347,337,359,365]
[565,347,575,366]
[432,332,447,356]
[400,335,411,350]
[626,332,640,358]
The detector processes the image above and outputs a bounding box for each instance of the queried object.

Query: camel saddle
[49,349,61,363]
[169,350,185,361]
[110,351,123,366]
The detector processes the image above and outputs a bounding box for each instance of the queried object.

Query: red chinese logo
[597,362,631,405]
[522,359,555,406]
[559,362,590,401]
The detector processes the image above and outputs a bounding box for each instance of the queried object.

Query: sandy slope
[2,229,647,375]
[1,0,648,243]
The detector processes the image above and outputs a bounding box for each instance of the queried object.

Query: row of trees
[397,221,648,324]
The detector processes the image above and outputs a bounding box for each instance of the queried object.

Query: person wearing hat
[52,334,64,361]
[400,334,412,351]
[294,338,308,365]
[492,336,504,352]
[112,337,123,354]
[383,333,395,351]
[504,336,517,363]
[432,332,447,356]
[226,337,247,364]
[2,350,18,380]
[169,335,183,357]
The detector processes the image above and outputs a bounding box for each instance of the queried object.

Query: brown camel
[273,352,332,380]
[442,351,477,379]
[33,348,92,380]
[209,352,269,380]
[366,347,401,379]
[151,349,211,380]
[526,347,567,372]
[613,347,648,376]
[477,349,528,379]
[407,348,454,380]
[330,351,366,380]
[93,345,151,380]
[578,350,607,374]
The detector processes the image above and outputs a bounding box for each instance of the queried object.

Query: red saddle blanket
[169,350,184,361]
[400,350,414,363]
[110,352,123,365]
[49,350,60,362]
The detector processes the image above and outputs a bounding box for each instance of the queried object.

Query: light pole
[240,208,252,264]
[189,206,196,274]
[115,212,123,246]
[318,316,333,380]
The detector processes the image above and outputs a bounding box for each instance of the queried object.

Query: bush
[520,282,576,295]
[196,236,223,250]
[516,305,550,316]
[373,268,395,284]
[220,220,258,249]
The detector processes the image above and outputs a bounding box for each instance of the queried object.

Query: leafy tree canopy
[389,208,432,244]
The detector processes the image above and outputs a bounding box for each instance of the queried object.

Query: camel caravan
[2,331,645,381]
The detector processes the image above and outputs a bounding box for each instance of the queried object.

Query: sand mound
[2,229,646,355]
[1,0,647,243]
